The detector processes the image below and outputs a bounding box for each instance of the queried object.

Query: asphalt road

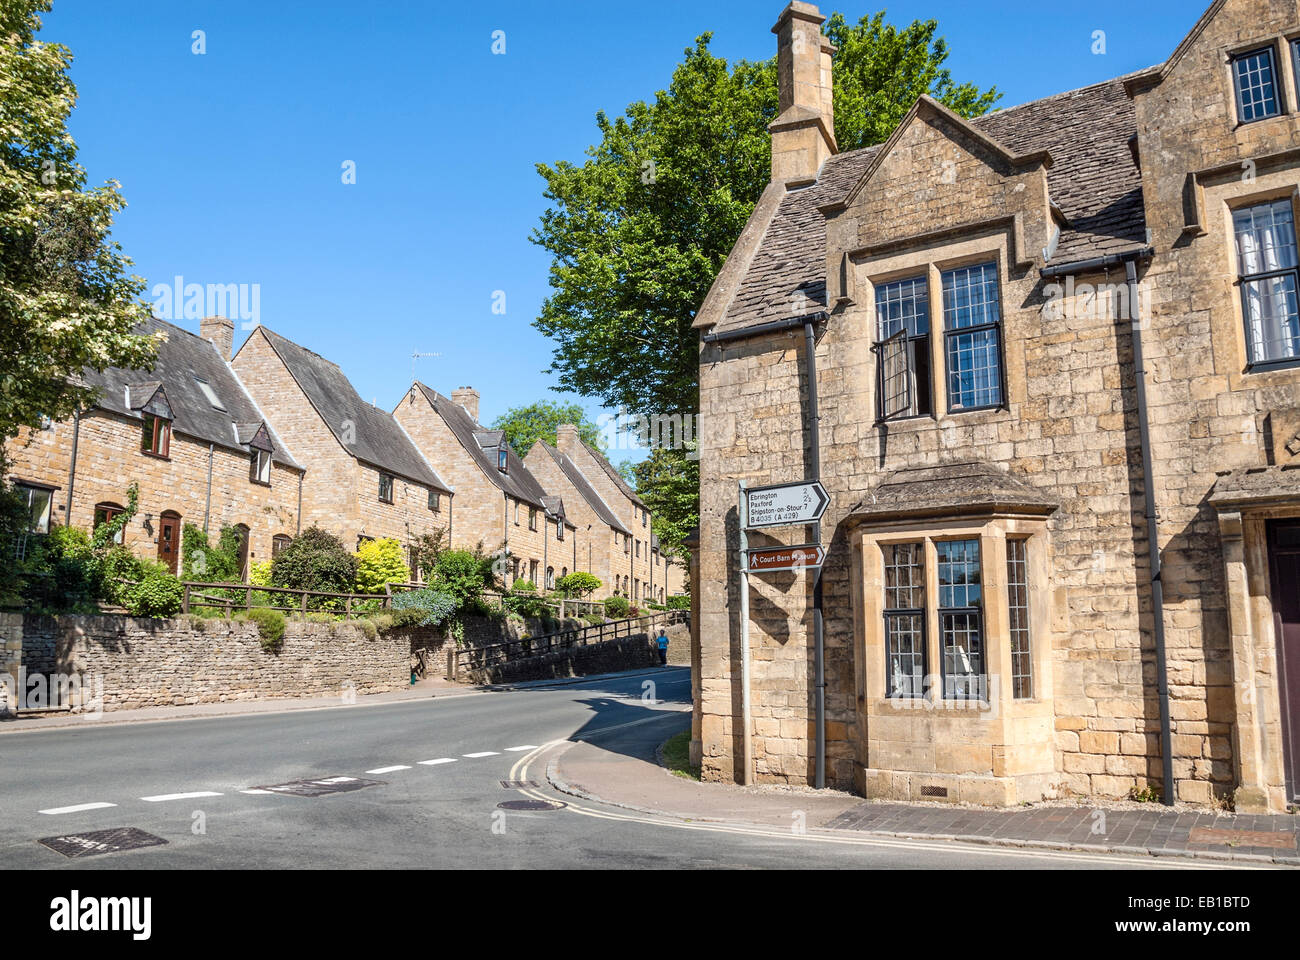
[0,668,1258,870]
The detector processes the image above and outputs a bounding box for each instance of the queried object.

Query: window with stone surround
[941,263,1004,411]
[557,519,564,542]
[1235,199,1300,368]
[875,275,932,421]
[529,507,538,531]
[1006,538,1033,700]
[938,539,986,701]
[141,413,171,458]
[883,543,926,699]
[250,449,271,486]
[14,482,53,536]
[1232,46,1280,124]
[378,473,394,504]
[428,489,440,512]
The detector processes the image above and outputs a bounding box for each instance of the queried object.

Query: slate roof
[703,71,1156,337]
[254,327,448,491]
[849,461,1060,522]
[579,439,647,510]
[540,495,575,529]
[413,383,551,508]
[82,316,302,470]
[534,441,631,536]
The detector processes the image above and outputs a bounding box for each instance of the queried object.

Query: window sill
[250,480,272,489]
[1244,357,1300,375]
[142,451,170,461]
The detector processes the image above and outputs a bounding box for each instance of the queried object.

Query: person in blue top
[656,628,669,666]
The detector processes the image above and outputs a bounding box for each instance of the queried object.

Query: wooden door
[158,512,180,575]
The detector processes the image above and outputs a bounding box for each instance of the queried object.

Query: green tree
[629,447,699,562]
[491,400,605,458]
[555,571,601,599]
[0,0,158,444]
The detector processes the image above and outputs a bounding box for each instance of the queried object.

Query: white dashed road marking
[39,802,117,815]
[141,792,223,802]
[419,758,458,766]
[463,752,499,759]
[505,746,539,752]
[366,766,411,775]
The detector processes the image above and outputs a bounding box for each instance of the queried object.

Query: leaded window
[875,276,931,420]
[1233,47,1280,123]
[1235,199,1300,367]
[1007,539,1033,700]
[938,539,985,701]
[883,543,926,699]
[942,263,1003,411]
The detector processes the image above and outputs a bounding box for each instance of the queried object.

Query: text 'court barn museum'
[690,0,1300,812]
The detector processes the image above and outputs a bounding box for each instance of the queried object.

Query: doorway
[1267,519,1300,804]
[159,512,181,575]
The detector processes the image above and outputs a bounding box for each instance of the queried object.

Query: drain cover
[39,827,167,859]
[252,776,385,798]
[500,780,540,789]
[497,799,566,812]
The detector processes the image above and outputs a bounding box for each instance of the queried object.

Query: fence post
[300,590,307,621]
[182,584,190,615]
[346,595,352,620]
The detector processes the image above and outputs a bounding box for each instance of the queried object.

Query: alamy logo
[50,891,151,941]
[0,669,102,717]
[150,275,261,330]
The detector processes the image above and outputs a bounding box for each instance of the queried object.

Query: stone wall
[462,633,659,685]
[10,614,443,713]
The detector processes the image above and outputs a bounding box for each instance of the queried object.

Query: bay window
[937,539,985,702]
[883,543,926,699]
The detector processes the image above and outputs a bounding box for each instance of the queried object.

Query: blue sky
[43,0,1202,457]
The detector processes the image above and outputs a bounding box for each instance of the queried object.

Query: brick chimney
[200,316,235,361]
[556,423,581,455]
[770,2,836,185]
[452,386,480,422]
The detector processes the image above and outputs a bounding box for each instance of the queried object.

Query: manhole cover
[497,799,566,812]
[500,780,540,789]
[251,776,385,798]
[39,827,167,859]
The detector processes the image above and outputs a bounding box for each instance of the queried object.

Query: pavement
[545,686,1300,867]
[0,665,1291,870]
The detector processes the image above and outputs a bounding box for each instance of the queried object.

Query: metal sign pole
[738,480,753,787]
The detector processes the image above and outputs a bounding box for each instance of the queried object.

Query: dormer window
[1232,46,1280,124]
[251,448,272,485]
[141,413,171,458]
[379,473,394,504]
[498,446,509,473]
[557,520,565,542]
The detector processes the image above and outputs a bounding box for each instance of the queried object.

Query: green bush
[99,545,147,605]
[125,569,185,618]
[555,571,601,598]
[603,595,631,619]
[581,613,606,627]
[665,594,691,611]
[389,588,457,628]
[431,550,494,608]
[354,538,410,594]
[353,618,378,640]
[245,607,286,652]
[181,523,243,583]
[271,526,357,603]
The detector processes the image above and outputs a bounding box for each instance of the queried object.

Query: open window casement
[876,328,916,421]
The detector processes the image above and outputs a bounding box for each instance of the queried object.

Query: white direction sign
[745,481,829,529]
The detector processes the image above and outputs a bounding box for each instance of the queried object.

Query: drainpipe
[64,411,82,523]
[296,471,303,535]
[1041,249,1173,806]
[503,493,510,589]
[703,312,829,789]
[203,444,214,535]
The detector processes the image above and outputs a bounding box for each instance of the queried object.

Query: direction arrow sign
[746,545,825,574]
[745,481,829,529]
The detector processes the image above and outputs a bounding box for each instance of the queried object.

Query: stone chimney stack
[770,1,837,185]
[452,386,480,422]
[201,316,235,361]
[556,423,581,455]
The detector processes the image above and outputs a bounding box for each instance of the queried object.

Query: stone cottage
[232,326,452,565]
[395,384,579,589]
[693,0,1300,812]
[6,316,304,577]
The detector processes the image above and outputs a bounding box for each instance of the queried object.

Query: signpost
[745,545,825,574]
[745,481,829,529]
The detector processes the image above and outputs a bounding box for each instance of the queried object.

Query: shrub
[354,538,410,594]
[431,550,494,608]
[125,569,185,618]
[389,588,458,628]
[99,545,146,605]
[555,572,601,598]
[581,613,606,627]
[182,523,242,583]
[353,618,378,641]
[410,529,448,583]
[665,594,691,611]
[512,579,536,594]
[603,595,631,619]
[271,526,357,599]
[505,584,552,620]
[245,607,286,652]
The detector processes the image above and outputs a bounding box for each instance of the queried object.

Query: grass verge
[660,731,700,781]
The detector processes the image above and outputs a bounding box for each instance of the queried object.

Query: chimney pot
[200,316,235,361]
